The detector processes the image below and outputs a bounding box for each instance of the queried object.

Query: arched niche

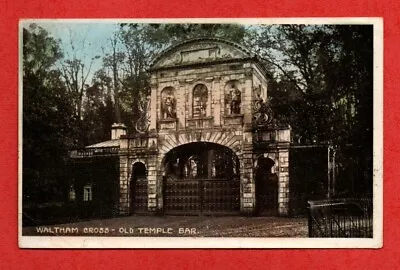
[224,80,242,115]
[160,87,176,119]
[131,162,147,180]
[255,156,278,215]
[130,162,148,214]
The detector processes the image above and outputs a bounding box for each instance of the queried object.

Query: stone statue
[229,84,241,114]
[163,96,176,119]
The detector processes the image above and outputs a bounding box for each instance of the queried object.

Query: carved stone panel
[152,40,251,69]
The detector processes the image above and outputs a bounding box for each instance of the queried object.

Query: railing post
[329,203,333,237]
[308,201,313,237]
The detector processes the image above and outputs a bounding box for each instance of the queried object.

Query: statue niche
[225,81,241,115]
[161,87,177,119]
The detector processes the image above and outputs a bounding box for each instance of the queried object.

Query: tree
[58,29,101,120]
[155,23,246,44]
[250,25,373,194]
[23,24,77,203]
[23,24,63,79]
[248,25,367,145]
[330,25,374,193]
[77,31,123,146]
[98,31,125,125]
[80,81,115,145]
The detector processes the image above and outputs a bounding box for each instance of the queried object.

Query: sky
[22,20,260,84]
[20,19,318,85]
[22,20,269,84]
[22,21,120,82]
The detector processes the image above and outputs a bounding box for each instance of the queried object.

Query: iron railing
[308,198,373,238]
[71,147,120,158]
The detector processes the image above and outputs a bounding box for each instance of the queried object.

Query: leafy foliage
[248,25,373,193]
[248,25,372,147]
[23,24,77,202]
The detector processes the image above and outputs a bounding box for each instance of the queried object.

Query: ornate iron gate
[130,177,148,214]
[164,178,240,215]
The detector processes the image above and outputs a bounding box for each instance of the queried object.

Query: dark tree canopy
[23,24,77,202]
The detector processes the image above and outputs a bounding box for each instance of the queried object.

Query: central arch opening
[162,142,240,215]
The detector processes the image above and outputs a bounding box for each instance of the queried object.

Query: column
[213,77,221,126]
[206,81,212,117]
[147,155,158,213]
[177,81,186,129]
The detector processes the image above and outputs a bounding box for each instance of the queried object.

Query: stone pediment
[150,38,252,70]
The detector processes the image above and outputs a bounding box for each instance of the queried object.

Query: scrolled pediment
[151,38,252,70]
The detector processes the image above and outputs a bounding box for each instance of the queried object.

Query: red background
[0,0,398,269]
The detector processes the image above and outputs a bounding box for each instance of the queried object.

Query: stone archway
[161,142,241,215]
[157,130,242,159]
[130,162,148,214]
[255,156,278,215]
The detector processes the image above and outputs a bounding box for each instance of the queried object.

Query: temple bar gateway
[70,38,291,217]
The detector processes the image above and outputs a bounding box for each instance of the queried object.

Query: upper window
[192,84,208,118]
[83,184,92,202]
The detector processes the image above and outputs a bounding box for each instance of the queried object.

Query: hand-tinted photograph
[19,19,382,248]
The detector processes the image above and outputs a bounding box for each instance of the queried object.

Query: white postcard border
[18,17,383,249]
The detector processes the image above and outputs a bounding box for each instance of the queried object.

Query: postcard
[19,18,383,248]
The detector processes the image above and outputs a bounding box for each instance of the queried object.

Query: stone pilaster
[118,155,130,215]
[242,70,253,127]
[177,81,186,129]
[212,77,221,126]
[147,155,160,213]
[147,168,158,213]
[240,140,255,215]
[206,79,212,117]
[277,149,290,216]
